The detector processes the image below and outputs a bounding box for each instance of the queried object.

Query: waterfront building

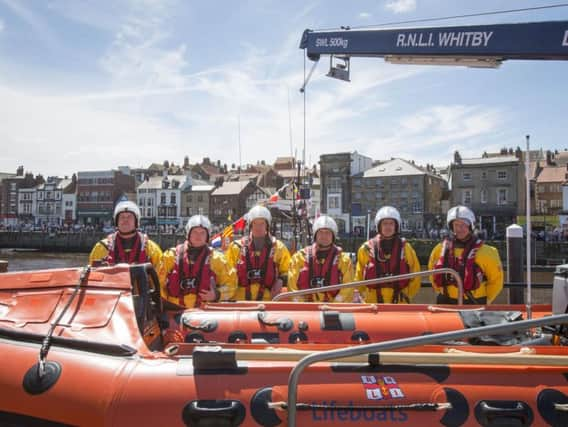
[1,167,41,226]
[319,151,373,235]
[210,180,258,225]
[352,158,447,237]
[449,151,524,236]
[76,169,135,226]
[137,173,190,229]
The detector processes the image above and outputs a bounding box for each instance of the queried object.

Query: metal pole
[525,135,532,319]
[273,268,464,304]
[506,224,524,303]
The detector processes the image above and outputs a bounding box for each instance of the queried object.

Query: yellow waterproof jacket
[355,238,421,303]
[428,241,504,303]
[159,246,237,308]
[226,237,291,301]
[88,233,162,270]
[287,245,354,302]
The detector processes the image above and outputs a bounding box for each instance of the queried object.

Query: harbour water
[0,249,88,272]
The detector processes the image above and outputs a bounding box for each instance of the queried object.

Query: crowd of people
[88,201,505,309]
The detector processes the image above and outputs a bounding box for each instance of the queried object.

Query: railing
[273,268,465,304]
[285,313,568,427]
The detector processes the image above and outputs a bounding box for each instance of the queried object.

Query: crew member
[288,215,354,302]
[428,206,504,304]
[355,206,421,303]
[226,205,291,300]
[89,200,162,269]
[159,215,236,308]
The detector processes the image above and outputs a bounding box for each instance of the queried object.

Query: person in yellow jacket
[159,215,236,309]
[225,205,291,300]
[89,201,162,269]
[428,206,503,304]
[355,206,421,303]
[288,215,354,302]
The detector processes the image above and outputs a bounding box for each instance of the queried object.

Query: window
[328,195,340,210]
[375,178,383,187]
[160,193,166,205]
[187,195,193,203]
[376,191,383,199]
[481,171,487,180]
[147,208,152,217]
[462,190,472,205]
[328,177,342,193]
[170,193,176,204]
[497,188,508,205]
[197,195,203,202]
[497,170,507,180]
[480,189,488,204]
[462,172,472,181]
[412,200,423,213]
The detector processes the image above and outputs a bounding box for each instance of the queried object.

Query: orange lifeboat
[1,264,568,427]
[164,301,552,346]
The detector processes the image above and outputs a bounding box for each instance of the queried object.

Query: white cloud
[0,18,4,32]
[359,12,372,19]
[385,0,417,14]
[358,104,504,165]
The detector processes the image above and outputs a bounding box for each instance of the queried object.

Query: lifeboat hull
[165,301,552,346]
[1,339,568,426]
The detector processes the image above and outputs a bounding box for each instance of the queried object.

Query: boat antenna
[288,87,294,159]
[238,114,242,174]
[23,265,91,394]
[525,134,532,320]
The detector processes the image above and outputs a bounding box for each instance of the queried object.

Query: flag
[221,224,233,239]
[232,216,246,232]
[211,233,222,248]
[267,182,304,212]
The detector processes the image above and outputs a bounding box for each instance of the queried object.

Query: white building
[137,174,191,228]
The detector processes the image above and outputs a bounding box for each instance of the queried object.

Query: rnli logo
[361,375,405,400]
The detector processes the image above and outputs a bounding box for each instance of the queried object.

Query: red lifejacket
[433,237,485,294]
[297,244,342,302]
[166,242,215,307]
[236,236,277,300]
[104,231,148,265]
[363,236,410,303]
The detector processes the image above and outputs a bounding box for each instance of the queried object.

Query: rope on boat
[428,305,485,313]
[318,303,379,313]
[38,265,91,377]
[202,303,267,311]
[268,401,452,412]
[554,403,568,412]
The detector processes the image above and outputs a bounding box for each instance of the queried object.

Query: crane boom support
[300,20,568,62]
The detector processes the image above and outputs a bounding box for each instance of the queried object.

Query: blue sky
[1,0,567,177]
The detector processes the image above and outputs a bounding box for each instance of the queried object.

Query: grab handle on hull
[183,400,246,427]
[257,312,293,331]
[475,400,533,426]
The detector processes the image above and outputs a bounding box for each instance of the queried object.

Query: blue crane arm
[300,20,568,61]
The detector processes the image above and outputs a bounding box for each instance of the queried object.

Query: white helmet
[312,215,338,240]
[247,205,271,228]
[185,215,212,240]
[374,206,401,233]
[114,201,140,227]
[447,206,475,229]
